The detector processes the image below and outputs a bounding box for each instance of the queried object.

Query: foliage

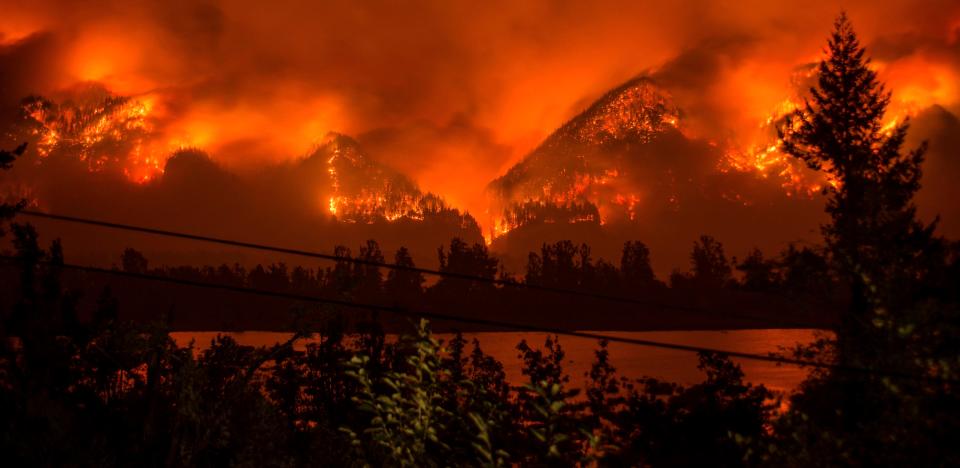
[780,12,938,361]
[671,235,734,289]
[771,12,960,466]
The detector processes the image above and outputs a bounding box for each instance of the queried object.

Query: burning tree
[317,133,481,235]
[486,78,681,238]
[16,84,163,183]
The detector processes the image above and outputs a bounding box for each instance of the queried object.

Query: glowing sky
[2,1,958,216]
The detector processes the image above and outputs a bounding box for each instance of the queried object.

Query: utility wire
[3,255,952,385]
[19,210,828,330]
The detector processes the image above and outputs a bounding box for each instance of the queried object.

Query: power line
[3,255,951,385]
[18,210,828,330]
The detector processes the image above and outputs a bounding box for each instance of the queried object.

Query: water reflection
[171,329,826,394]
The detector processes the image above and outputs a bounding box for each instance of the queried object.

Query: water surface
[171,329,824,394]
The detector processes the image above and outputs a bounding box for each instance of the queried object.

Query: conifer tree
[780,13,934,363]
[689,235,732,288]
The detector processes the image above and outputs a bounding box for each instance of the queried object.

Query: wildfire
[328,196,339,215]
[486,70,908,242]
[612,193,641,221]
[318,133,472,227]
[7,38,950,244]
[485,78,684,242]
[15,89,479,232]
[881,117,901,136]
[570,81,681,144]
[122,151,164,184]
[721,90,922,197]
[720,138,828,197]
[20,88,166,184]
[718,96,816,195]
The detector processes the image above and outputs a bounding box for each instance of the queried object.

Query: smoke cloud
[1,0,959,272]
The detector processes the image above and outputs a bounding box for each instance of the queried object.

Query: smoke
[1,0,959,271]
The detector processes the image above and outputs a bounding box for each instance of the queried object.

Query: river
[171,329,826,394]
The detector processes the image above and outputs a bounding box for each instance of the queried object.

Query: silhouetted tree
[780,12,936,362]
[609,353,772,466]
[689,235,732,288]
[353,239,384,299]
[326,245,355,296]
[524,251,543,286]
[763,13,960,466]
[621,241,657,292]
[120,248,149,274]
[211,263,246,288]
[536,241,579,289]
[247,263,289,292]
[435,238,499,294]
[290,265,319,294]
[384,246,424,305]
[735,248,778,292]
[778,244,834,298]
[591,259,621,295]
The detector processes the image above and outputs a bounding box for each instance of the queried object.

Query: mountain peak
[541,76,680,150]
[484,76,691,239]
[317,131,357,149]
[488,76,680,203]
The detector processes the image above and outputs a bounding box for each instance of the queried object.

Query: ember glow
[2,7,960,464]
[1,0,959,258]
[316,133,459,224]
[718,95,832,198]
[18,87,166,183]
[485,78,684,240]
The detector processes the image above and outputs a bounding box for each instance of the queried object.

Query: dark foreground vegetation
[1,14,959,467]
[0,231,842,333]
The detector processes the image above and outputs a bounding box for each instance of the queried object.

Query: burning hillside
[0,0,957,274]
[5,81,478,232]
[486,77,831,241]
[309,132,479,229]
[13,83,164,184]
[487,78,677,237]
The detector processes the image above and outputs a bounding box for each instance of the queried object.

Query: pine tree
[620,241,657,292]
[780,13,935,363]
[385,246,424,305]
[689,235,732,289]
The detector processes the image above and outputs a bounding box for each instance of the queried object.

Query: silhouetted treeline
[0,225,777,465]
[0,233,844,332]
[0,220,955,466]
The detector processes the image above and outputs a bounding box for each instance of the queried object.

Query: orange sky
[2,0,959,219]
